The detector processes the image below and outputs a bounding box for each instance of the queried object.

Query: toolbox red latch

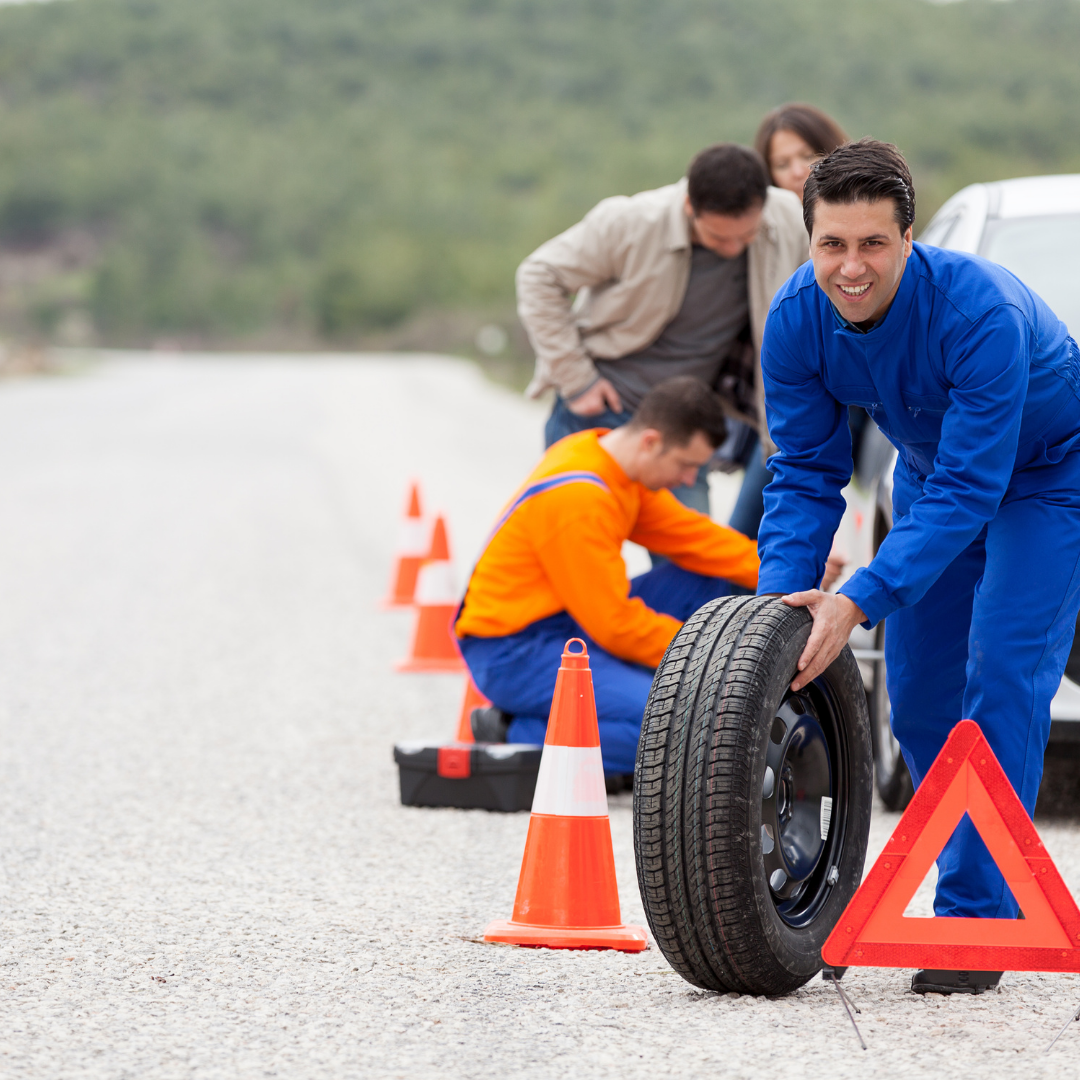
[437,746,472,779]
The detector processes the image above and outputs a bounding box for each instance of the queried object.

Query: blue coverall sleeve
[756,310,852,597]
[840,305,1030,626]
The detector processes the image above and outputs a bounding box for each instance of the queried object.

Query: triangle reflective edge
[822,719,1080,972]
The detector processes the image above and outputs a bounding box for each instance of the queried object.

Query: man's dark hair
[627,376,727,449]
[687,144,768,218]
[802,138,916,236]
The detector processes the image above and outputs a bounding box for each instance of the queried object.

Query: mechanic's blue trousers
[459,563,731,774]
[886,450,1080,919]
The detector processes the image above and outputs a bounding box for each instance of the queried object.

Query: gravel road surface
[2,352,1080,1079]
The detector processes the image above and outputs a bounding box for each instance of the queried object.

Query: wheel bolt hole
[762,766,775,799]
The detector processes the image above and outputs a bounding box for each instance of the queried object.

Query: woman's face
[768,128,820,202]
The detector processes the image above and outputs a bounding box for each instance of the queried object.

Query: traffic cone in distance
[395,514,466,673]
[382,481,427,609]
[455,675,490,742]
[484,639,648,951]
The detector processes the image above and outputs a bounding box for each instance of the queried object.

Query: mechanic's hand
[820,548,848,592]
[782,590,866,692]
[566,377,623,417]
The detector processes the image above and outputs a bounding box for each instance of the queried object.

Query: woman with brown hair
[726,104,849,543]
[754,103,848,204]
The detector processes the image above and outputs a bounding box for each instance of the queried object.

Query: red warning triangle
[823,719,1080,972]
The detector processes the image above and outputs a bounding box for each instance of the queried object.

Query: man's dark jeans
[727,433,773,541]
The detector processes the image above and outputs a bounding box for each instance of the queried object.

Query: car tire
[868,622,915,811]
[633,595,873,996]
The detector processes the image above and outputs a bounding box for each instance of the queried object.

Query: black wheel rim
[760,679,848,928]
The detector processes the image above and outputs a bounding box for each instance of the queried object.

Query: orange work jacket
[454,430,759,669]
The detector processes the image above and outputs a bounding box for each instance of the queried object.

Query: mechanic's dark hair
[754,103,848,182]
[686,143,768,217]
[802,138,916,235]
[628,376,728,449]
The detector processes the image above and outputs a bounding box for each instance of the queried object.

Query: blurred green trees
[0,0,1078,344]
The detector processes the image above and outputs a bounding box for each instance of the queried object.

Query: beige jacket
[517,179,808,453]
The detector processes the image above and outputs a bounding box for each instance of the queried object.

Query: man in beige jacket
[517,142,808,522]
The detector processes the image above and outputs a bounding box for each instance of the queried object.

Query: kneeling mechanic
[757,139,1080,995]
[456,377,764,784]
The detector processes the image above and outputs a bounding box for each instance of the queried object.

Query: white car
[836,173,1080,809]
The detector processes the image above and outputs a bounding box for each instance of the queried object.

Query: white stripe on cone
[398,518,428,556]
[414,560,457,605]
[530,744,609,817]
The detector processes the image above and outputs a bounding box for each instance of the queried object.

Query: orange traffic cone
[381,481,427,609]
[395,514,466,672]
[454,676,490,742]
[484,639,647,951]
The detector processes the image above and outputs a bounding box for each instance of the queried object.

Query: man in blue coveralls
[757,139,1080,995]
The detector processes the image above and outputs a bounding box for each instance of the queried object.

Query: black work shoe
[911,969,1002,995]
[470,706,511,743]
[605,772,634,795]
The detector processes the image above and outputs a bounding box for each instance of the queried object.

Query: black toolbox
[393,741,543,812]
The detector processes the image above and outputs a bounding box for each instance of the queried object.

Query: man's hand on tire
[781,590,866,691]
[566,377,623,417]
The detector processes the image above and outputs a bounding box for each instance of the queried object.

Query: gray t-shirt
[595,244,749,410]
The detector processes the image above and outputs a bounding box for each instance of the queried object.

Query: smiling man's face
[810,198,913,327]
